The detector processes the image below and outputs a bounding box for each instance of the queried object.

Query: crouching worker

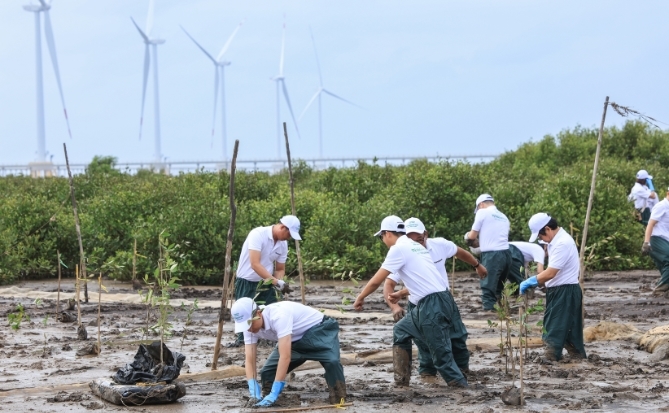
[354,215,474,388]
[232,297,347,406]
[520,213,586,362]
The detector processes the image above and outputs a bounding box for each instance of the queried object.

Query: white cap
[404,217,425,234]
[280,215,301,240]
[528,213,551,243]
[637,170,652,180]
[231,297,257,333]
[374,215,405,237]
[474,193,494,213]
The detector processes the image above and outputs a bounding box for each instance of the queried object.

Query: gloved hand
[255,381,285,407]
[642,242,652,255]
[247,378,262,399]
[519,276,539,295]
[392,306,406,322]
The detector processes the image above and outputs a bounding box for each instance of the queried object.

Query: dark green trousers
[638,208,651,226]
[649,236,669,287]
[394,291,468,383]
[480,249,514,310]
[543,283,586,361]
[234,277,282,342]
[260,317,345,392]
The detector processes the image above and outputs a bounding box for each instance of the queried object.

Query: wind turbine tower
[132,0,165,166]
[181,20,244,167]
[299,28,359,159]
[271,22,301,160]
[23,0,72,170]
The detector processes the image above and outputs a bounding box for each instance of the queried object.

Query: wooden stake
[578,96,609,320]
[283,122,306,305]
[518,304,524,405]
[56,250,61,320]
[256,402,353,412]
[97,273,102,355]
[63,143,89,303]
[212,140,240,370]
[132,238,137,281]
[75,264,82,324]
[451,257,456,294]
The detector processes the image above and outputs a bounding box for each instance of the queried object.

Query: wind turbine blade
[323,89,362,108]
[299,90,321,121]
[43,10,72,138]
[145,0,155,36]
[180,26,216,64]
[309,27,323,87]
[280,80,301,139]
[131,17,150,42]
[216,19,245,62]
[279,22,285,77]
[139,44,150,140]
[211,68,219,147]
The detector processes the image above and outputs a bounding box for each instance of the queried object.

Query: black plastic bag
[113,341,185,385]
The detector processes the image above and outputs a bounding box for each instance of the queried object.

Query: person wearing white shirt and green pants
[354,216,472,388]
[233,215,301,345]
[232,298,346,406]
[520,213,586,361]
[629,169,657,226]
[642,187,669,293]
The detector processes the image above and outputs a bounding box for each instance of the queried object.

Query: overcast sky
[1,0,668,165]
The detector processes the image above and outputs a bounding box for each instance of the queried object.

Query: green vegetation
[0,121,664,284]
[7,303,29,330]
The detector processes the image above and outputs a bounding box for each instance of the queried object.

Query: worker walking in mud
[465,194,521,311]
[231,215,301,346]
[232,297,347,406]
[383,217,486,378]
[629,169,657,226]
[354,215,478,388]
[520,213,587,361]
[642,186,669,293]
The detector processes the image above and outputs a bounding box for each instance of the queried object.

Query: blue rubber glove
[255,381,286,407]
[247,378,262,399]
[648,178,655,191]
[519,276,539,295]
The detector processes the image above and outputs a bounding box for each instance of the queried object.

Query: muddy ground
[0,270,668,412]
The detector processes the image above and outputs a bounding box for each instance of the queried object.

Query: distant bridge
[0,155,500,177]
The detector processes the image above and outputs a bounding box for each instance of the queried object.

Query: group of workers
[229,170,669,406]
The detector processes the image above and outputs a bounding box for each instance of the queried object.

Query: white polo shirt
[629,183,654,210]
[509,242,545,265]
[236,226,288,282]
[650,199,669,242]
[471,206,510,252]
[381,236,448,305]
[545,228,580,288]
[243,301,324,345]
[388,237,457,289]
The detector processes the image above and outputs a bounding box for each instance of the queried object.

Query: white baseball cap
[637,170,652,180]
[231,297,258,333]
[374,215,405,237]
[474,193,494,213]
[404,217,426,234]
[280,215,301,240]
[528,213,552,243]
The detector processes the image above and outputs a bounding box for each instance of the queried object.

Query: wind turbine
[271,22,301,160]
[131,0,165,166]
[181,20,244,166]
[23,0,72,164]
[299,28,359,159]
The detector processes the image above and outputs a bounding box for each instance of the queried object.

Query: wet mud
[0,270,668,412]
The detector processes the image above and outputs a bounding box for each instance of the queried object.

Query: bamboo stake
[451,257,456,294]
[256,402,353,412]
[578,96,609,320]
[283,122,306,305]
[212,140,240,370]
[132,239,137,281]
[97,273,102,355]
[63,143,89,303]
[518,304,524,405]
[56,250,61,320]
[75,264,81,323]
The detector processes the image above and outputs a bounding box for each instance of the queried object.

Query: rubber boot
[328,381,347,404]
[447,378,469,388]
[393,346,411,386]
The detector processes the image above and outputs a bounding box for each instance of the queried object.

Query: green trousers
[638,208,651,226]
[234,277,282,342]
[260,317,346,393]
[480,249,516,310]
[649,236,669,287]
[543,283,586,361]
[394,291,468,383]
